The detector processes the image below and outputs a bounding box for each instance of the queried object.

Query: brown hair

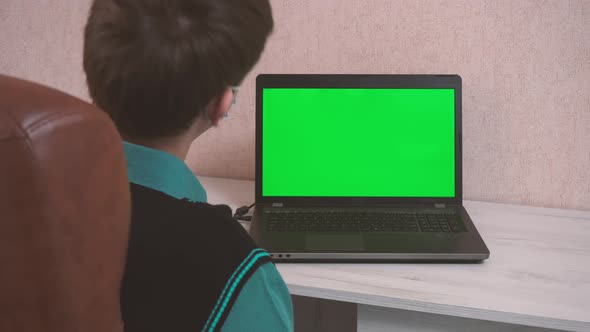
[83,0,273,139]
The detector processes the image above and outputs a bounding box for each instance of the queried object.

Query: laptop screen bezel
[255,74,463,206]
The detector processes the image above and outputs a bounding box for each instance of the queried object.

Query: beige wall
[1,0,588,210]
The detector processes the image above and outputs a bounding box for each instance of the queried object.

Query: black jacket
[121,184,271,332]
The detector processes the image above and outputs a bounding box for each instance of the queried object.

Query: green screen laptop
[250,74,489,262]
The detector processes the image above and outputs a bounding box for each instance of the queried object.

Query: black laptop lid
[255,74,463,206]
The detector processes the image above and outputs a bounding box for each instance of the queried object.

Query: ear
[206,88,234,126]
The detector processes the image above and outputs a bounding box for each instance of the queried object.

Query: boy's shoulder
[128,182,253,249]
[122,183,271,331]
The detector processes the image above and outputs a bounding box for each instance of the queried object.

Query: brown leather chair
[0,75,130,332]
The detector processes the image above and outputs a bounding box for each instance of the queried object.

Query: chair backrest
[0,75,130,332]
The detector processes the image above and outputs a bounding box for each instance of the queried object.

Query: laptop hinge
[435,203,446,208]
[272,203,284,207]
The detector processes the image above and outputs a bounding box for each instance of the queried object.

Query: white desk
[200,176,590,332]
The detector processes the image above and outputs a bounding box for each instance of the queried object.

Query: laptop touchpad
[305,234,365,251]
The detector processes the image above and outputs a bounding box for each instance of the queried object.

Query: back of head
[83,0,274,140]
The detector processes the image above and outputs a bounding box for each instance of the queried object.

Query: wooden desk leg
[292,295,357,332]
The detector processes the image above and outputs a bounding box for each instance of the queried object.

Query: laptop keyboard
[265,211,465,233]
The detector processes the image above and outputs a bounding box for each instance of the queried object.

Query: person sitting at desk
[82,0,293,331]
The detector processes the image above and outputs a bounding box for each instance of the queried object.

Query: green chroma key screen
[262,88,456,197]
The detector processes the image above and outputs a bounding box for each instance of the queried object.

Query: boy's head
[83,0,273,141]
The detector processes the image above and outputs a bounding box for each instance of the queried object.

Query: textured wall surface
[1,0,589,210]
[0,1,91,100]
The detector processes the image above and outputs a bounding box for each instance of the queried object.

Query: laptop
[250,74,490,262]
